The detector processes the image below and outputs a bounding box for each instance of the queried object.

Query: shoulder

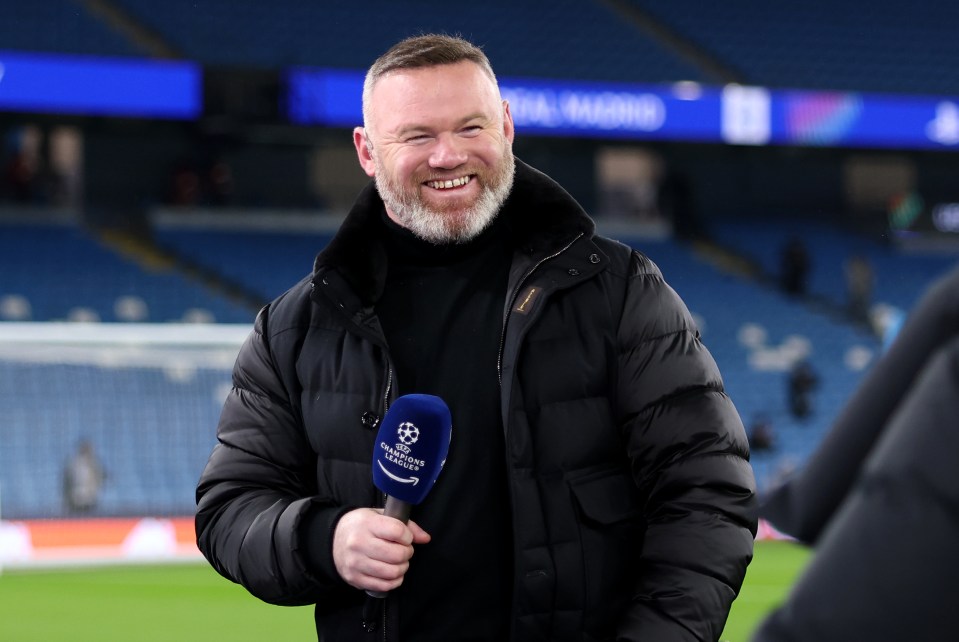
[232,275,315,379]
[590,237,675,318]
[591,235,664,282]
[254,275,316,343]
[589,236,696,339]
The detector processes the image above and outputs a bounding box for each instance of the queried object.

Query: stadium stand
[110,0,705,82]
[151,223,334,304]
[0,218,255,323]
[5,0,956,96]
[628,0,959,94]
[0,0,145,58]
[0,359,230,518]
[3,0,959,98]
[708,218,958,315]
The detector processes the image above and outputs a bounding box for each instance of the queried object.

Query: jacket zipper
[381,362,393,640]
[379,366,393,518]
[494,233,583,635]
[382,366,393,414]
[497,233,584,385]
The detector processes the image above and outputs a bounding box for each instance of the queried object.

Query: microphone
[366,393,452,599]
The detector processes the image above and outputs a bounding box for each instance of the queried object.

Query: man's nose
[428,134,468,169]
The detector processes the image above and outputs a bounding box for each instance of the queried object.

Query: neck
[381,209,504,266]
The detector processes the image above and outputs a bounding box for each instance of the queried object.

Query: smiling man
[196,34,757,642]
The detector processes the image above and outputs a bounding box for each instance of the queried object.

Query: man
[196,34,756,642]
[63,439,106,514]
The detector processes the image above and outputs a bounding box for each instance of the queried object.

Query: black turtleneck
[375,211,513,641]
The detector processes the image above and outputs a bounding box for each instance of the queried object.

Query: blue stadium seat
[0,220,255,323]
[628,0,959,94]
[152,227,331,303]
[0,1,143,58]
[0,361,228,518]
[708,218,957,313]
[111,0,704,83]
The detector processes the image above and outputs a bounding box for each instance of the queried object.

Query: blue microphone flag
[371,394,452,505]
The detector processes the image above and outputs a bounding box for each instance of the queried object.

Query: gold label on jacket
[514,286,541,314]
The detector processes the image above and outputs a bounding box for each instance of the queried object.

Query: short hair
[362,34,499,127]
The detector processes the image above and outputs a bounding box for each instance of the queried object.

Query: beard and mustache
[373,143,516,245]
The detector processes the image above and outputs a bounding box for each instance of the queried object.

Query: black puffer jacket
[196,160,757,641]
[753,265,959,642]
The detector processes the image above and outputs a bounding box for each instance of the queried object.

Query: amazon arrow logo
[377,460,420,485]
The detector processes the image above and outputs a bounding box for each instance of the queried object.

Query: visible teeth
[427,176,471,189]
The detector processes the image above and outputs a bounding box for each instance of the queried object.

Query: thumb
[407,519,432,544]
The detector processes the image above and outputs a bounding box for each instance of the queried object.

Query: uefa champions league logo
[377,420,426,483]
[395,421,419,452]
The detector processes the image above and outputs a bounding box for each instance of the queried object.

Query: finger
[406,519,432,544]
[336,542,410,590]
[369,514,415,545]
[357,556,410,582]
[365,537,414,565]
[356,567,407,593]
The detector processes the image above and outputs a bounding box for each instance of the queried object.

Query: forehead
[368,61,500,132]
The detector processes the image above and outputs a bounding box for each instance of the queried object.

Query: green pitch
[0,540,809,641]
[0,562,315,641]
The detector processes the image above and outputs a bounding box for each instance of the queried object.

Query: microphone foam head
[371,394,452,505]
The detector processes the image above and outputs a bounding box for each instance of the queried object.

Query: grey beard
[376,152,515,244]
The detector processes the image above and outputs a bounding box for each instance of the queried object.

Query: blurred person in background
[753,264,959,641]
[196,34,756,642]
[3,148,38,203]
[787,359,818,420]
[748,413,776,452]
[206,158,235,206]
[62,438,106,514]
[779,236,810,298]
[843,252,874,325]
[657,167,702,241]
[167,158,201,207]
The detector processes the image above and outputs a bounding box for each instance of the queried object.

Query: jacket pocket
[570,468,639,526]
[568,468,644,637]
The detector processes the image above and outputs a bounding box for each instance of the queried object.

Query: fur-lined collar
[313,158,595,305]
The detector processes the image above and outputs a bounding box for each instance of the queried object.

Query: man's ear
[354,127,376,177]
[502,100,515,145]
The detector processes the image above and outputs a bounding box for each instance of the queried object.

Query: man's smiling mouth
[425,175,473,190]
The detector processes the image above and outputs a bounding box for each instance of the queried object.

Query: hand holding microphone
[331,394,452,598]
[331,507,431,594]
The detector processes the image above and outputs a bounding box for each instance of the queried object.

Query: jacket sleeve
[760,263,959,544]
[615,252,758,641]
[195,305,349,606]
[753,335,959,642]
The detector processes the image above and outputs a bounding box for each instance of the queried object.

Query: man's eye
[405,135,430,143]
[461,126,482,136]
